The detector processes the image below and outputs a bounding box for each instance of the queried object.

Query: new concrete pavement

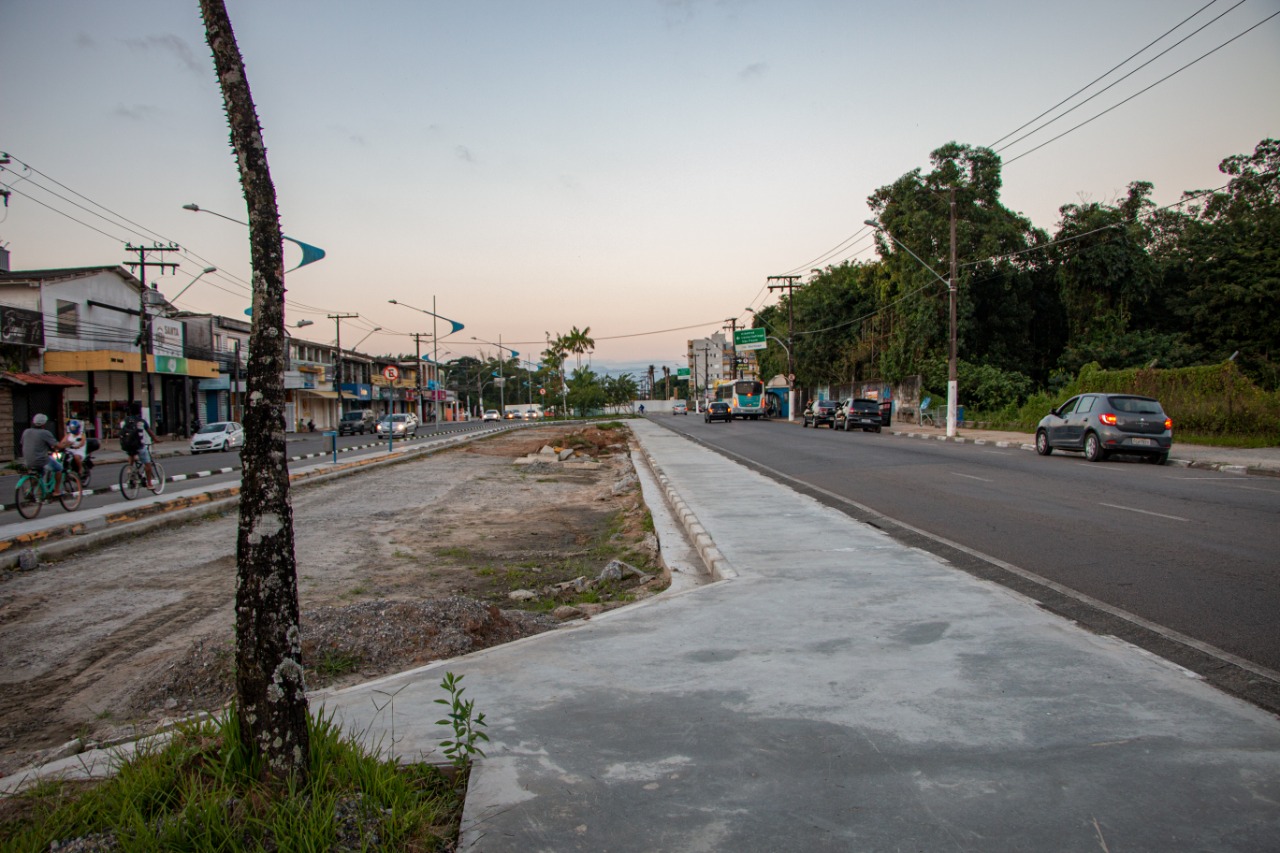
[4,420,1279,851]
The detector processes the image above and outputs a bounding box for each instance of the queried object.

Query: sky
[3,0,1278,377]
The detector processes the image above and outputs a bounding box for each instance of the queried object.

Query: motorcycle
[57,438,97,487]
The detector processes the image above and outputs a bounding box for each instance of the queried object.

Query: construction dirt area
[0,423,680,780]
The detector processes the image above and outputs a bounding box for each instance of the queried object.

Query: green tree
[1165,139,1280,387]
[867,142,1049,382]
[566,367,606,415]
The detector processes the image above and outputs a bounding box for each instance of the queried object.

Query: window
[1058,397,1079,416]
[56,300,79,337]
[1076,396,1096,414]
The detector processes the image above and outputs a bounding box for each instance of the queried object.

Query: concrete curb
[636,442,737,581]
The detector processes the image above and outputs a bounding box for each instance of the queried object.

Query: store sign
[152,318,184,358]
[154,356,189,375]
[0,306,44,347]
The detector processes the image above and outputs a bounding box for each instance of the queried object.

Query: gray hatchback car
[1036,393,1172,464]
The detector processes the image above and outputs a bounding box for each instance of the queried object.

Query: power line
[988,0,1225,149]
[1004,8,1280,165]
[997,0,1252,156]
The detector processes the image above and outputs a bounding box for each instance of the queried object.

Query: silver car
[190,421,244,454]
[1036,393,1172,464]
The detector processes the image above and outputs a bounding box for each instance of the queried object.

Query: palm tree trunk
[200,0,309,782]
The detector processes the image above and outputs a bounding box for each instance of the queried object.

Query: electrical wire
[988,0,1226,149]
[1004,8,1279,165]
[999,0,1254,156]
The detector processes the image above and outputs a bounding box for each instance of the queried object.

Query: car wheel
[1035,430,1053,456]
[873,426,882,433]
[1084,432,1108,462]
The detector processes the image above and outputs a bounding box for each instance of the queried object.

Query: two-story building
[0,262,219,458]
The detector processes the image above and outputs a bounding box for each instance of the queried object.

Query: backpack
[120,417,143,453]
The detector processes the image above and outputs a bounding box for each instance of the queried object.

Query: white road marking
[951,472,993,482]
[1098,502,1189,521]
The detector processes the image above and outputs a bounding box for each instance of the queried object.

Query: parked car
[839,398,883,433]
[337,410,377,435]
[376,413,419,438]
[190,421,244,454]
[704,401,732,423]
[672,402,688,415]
[802,399,840,428]
[1036,393,1173,464]
[483,409,501,422]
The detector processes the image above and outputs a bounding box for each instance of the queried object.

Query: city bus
[714,379,766,420]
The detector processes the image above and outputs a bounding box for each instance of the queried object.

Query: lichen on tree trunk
[199,0,309,781]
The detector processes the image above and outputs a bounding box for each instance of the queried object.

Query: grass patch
[436,546,473,562]
[0,708,463,851]
[309,649,363,681]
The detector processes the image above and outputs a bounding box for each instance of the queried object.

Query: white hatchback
[190,421,244,454]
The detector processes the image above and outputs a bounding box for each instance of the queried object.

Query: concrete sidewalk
[314,419,1280,851]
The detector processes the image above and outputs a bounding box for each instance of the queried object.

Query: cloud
[455,145,476,163]
[739,61,767,80]
[75,33,95,49]
[112,103,163,122]
[120,34,204,75]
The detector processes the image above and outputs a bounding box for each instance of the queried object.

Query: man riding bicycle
[121,403,158,489]
[22,413,71,497]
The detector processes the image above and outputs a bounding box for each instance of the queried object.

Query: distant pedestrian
[307,418,315,432]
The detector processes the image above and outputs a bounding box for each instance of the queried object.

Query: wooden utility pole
[123,243,178,423]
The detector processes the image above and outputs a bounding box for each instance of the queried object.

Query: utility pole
[723,317,740,379]
[948,187,959,438]
[328,313,358,416]
[124,244,179,429]
[767,275,802,421]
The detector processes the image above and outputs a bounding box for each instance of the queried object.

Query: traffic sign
[734,327,767,351]
[382,365,400,381]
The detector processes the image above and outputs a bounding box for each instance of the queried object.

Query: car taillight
[1164,417,1173,430]
[1098,412,1118,426]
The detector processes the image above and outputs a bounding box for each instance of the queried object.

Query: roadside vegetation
[747,138,1280,444]
[0,705,467,851]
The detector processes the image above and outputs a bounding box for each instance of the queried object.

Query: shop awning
[299,389,341,399]
[1,371,84,387]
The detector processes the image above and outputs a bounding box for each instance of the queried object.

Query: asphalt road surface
[653,414,1280,686]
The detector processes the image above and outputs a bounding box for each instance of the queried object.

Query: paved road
[654,415,1280,680]
[0,422,487,518]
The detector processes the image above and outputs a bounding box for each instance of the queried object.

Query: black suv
[704,401,732,423]
[839,398,883,433]
[802,399,840,428]
[338,410,377,435]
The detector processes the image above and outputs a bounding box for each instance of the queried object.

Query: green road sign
[677,367,690,378]
[734,327,767,351]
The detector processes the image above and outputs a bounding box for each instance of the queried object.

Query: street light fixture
[865,217,958,437]
[388,298,464,425]
[351,326,382,351]
[471,335,519,418]
[183,203,326,272]
[166,266,218,306]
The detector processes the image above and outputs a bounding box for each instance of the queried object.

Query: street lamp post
[865,217,958,437]
[388,298,464,427]
[472,335,518,418]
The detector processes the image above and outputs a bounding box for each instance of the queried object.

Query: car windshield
[196,423,228,434]
[341,413,363,420]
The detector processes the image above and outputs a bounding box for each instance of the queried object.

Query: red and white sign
[382,365,400,381]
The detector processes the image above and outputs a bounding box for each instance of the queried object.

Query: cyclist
[62,418,87,479]
[21,413,70,497]
[121,403,158,489]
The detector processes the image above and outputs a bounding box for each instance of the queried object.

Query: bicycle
[119,457,166,500]
[14,463,83,519]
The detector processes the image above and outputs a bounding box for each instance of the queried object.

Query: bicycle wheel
[148,461,166,495]
[120,463,141,501]
[14,476,42,519]
[59,472,83,512]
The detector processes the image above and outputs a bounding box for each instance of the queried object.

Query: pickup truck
[838,398,884,433]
